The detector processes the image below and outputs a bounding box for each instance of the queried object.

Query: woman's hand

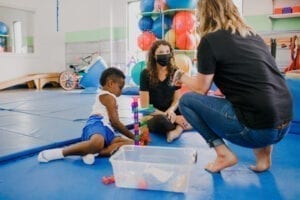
[165,110,177,123]
[172,69,184,86]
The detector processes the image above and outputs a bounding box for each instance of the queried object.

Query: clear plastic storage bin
[109,145,197,193]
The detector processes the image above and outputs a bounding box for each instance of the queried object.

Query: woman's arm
[175,71,214,95]
[166,89,180,112]
[139,90,165,115]
[139,91,150,108]
[164,89,180,123]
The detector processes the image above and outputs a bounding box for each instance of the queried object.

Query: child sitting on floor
[38,67,135,164]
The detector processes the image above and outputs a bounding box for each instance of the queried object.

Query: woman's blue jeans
[179,92,290,148]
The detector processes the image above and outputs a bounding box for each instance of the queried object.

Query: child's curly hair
[100,67,125,87]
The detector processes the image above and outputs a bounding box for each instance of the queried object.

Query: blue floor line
[0,138,81,163]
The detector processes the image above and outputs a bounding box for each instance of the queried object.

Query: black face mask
[156,54,171,66]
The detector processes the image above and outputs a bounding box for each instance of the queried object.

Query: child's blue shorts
[81,115,120,147]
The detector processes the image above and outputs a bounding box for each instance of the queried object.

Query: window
[0,4,35,53]
[127,0,144,61]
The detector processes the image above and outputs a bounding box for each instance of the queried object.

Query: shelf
[140,11,161,17]
[0,34,8,37]
[269,13,300,19]
[141,8,195,17]
[174,49,196,54]
[163,8,195,15]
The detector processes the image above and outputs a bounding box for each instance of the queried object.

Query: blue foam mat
[0,89,135,163]
[0,89,300,199]
[0,133,300,200]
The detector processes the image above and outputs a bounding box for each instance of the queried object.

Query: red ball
[172,11,196,34]
[137,31,157,51]
[175,32,196,50]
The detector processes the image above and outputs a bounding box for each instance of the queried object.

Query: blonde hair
[196,0,254,37]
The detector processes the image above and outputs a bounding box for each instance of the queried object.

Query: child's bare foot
[167,125,183,143]
[250,145,272,172]
[205,144,238,173]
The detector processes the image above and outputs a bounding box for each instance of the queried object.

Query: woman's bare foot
[250,145,272,172]
[167,125,183,143]
[205,144,238,173]
[175,116,193,130]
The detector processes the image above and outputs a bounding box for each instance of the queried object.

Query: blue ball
[140,0,155,12]
[166,0,197,9]
[0,21,8,35]
[131,61,146,86]
[0,37,5,45]
[138,16,153,31]
[152,15,172,39]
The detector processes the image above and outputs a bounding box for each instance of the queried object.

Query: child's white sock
[82,153,99,165]
[37,148,64,163]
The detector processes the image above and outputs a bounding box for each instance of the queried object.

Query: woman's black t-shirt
[197,30,293,129]
[140,69,180,112]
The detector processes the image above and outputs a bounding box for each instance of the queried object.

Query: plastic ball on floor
[82,154,95,165]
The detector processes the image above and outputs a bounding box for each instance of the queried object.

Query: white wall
[243,0,273,16]
[0,0,65,82]
[0,0,128,83]
[61,0,126,31]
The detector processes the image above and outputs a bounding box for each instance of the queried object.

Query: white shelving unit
[269,13,300,19]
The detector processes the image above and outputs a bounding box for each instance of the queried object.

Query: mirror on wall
[0,5,35,54]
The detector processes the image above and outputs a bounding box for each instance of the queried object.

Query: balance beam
[0,73,61,90]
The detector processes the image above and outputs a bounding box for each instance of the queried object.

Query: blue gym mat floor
[0,88,299,200]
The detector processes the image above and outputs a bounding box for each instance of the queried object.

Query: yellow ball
[164,29,176,48]
[174,54,192,75]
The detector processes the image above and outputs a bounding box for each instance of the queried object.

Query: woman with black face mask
[139,40,192,143]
